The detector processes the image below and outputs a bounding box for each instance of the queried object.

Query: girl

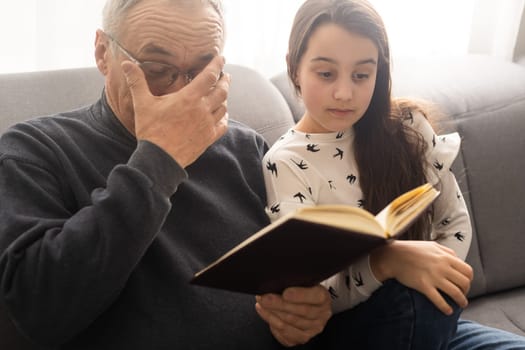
[262,0,473,348]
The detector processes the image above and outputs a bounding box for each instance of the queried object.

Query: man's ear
[94,29,110,75]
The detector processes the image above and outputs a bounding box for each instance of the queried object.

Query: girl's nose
[333,79,354,101]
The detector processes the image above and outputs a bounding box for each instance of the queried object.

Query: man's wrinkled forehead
[126,0,223,17]
[119,0,224,60]
[122,0,224,35]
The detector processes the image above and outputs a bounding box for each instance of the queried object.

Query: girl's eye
[353,73,370,81]
[318,71,333,79]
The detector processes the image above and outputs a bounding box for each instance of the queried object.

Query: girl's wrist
[370,242,396,282]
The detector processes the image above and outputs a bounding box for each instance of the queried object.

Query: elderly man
[0,0,330,348]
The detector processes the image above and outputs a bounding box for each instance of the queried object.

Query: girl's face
[294,23,378,133]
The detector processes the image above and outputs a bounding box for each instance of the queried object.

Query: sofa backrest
[0,64,295,145]
[272,54,525,299]
[0,67,105,134]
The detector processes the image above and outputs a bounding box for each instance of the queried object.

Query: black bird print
[328,286,338,299]
[306,144,320,152]
[294,192,307,203]
[457,191,462,199]
[333,147,344,160]
[454,232,465,241]
[357,199,365,208]
[432,134,436,148]
[336,131,345,139]
[291,158,308,170]
[329,180,336,190]
[441,218,451,226]
[346,174,357,184]
[270,204,280,213]
[308,187,313,195]
[305,134,311,139]
[433,161,444,171]
[353,272,364,287]
[266,161,278,177]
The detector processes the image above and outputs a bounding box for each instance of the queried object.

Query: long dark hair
[287,0,431,240]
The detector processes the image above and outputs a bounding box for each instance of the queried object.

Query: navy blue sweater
[0,95,285,349]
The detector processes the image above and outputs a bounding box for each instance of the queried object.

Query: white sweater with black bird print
[262,112,471,313]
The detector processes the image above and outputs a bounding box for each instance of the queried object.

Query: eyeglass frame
[105,32,194,92]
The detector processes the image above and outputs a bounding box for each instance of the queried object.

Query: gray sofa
[1,54,524,348]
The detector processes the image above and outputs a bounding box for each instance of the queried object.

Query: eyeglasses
[105,32,194,94]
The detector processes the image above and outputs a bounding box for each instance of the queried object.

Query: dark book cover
[190,218,387,295]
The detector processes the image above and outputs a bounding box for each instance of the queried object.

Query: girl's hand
[370,240,474,315]
[255,285,332,347]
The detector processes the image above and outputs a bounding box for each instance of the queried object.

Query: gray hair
[102,0,223,37]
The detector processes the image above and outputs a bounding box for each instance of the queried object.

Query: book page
[295,205,384,237]
[375,183,439,237]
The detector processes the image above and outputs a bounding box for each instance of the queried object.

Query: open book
[191,183,439,295]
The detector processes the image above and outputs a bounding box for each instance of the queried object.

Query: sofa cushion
[0,67,104,134]
[461,287,525,336]
[225,64,295,145]
[457,106,525,295]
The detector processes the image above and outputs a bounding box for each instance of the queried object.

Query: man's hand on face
[122,55,230,168]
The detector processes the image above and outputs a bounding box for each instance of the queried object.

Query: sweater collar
[90,90,136,147]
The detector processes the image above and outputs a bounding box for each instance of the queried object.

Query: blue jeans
[449,319,525,350]
[298,280,525,349]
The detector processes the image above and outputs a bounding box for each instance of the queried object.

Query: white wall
[0,0,106,73]
[469,0,525,60]
[2,0,517,77]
